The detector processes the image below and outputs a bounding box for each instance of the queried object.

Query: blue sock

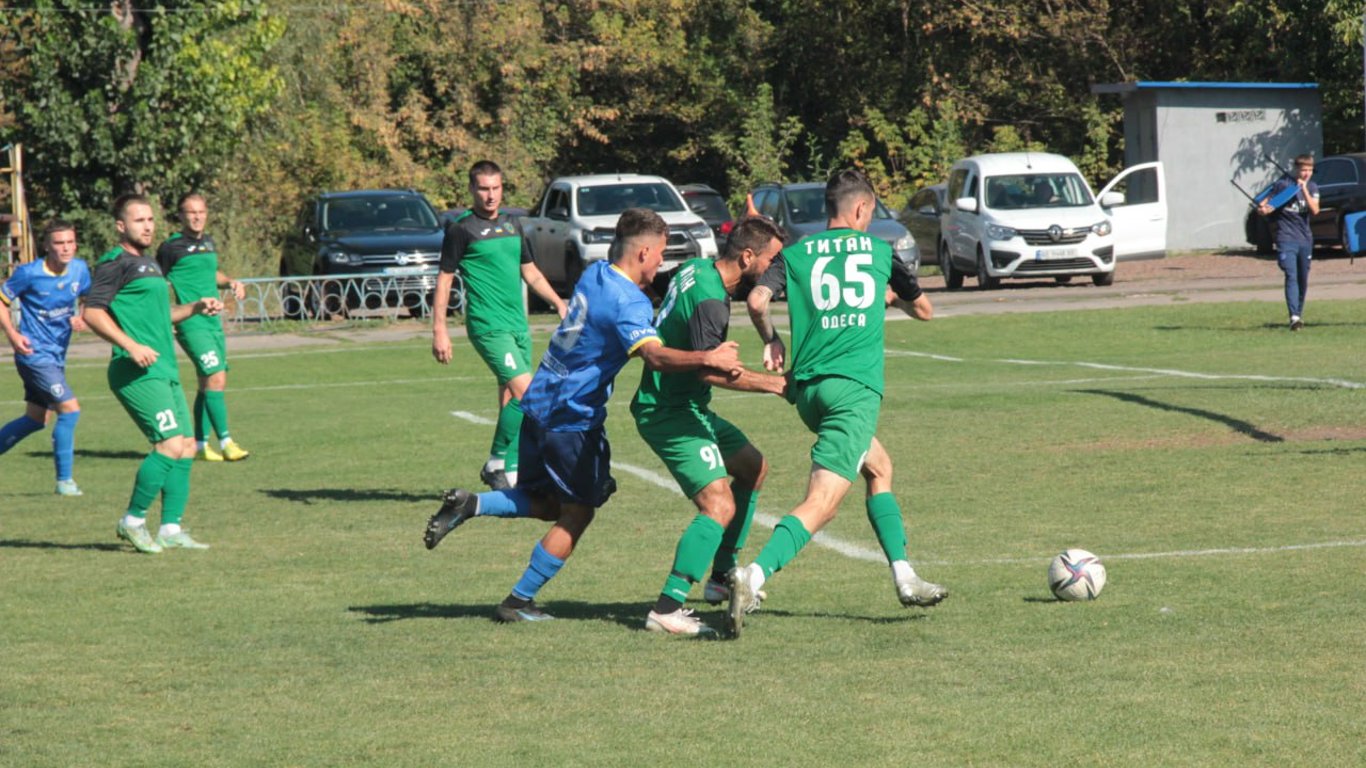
[477,488,533,518]
[511,542,565,601]
[52,411,79,481]
[0,415,44,455]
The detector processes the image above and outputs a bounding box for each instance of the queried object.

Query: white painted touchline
[0,375,483,407]
[450,411,497,426]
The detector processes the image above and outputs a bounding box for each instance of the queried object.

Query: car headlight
[894,234,915,252]
[687,223,713,240]
[581,228,615,245]
[326,249,361,266]
[985,223,1017,240]
[1092,220,1112,237]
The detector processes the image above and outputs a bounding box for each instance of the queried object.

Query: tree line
[2,0,1362,277]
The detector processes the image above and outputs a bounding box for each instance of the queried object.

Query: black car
[280,189,449,318]
[678,184,735,245]
[898,183,947,265]
[1245,153,1366,253]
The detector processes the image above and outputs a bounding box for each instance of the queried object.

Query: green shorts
[794,376,881,482]
[176,318,229,377]
[469,329,532,386]
[633,404,751,498]
[114,376,193,443]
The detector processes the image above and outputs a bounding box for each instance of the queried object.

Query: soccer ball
[1048,548,1107,601]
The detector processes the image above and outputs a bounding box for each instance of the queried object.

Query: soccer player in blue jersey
[0,219,92,496]
[423,208,744,623]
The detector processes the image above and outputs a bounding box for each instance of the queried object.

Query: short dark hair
[721,216,784,261]
[40,218,76,247]
[825,169,875,217]
[468,160,502,185]
[112,193,152,220]
[177,191,206,211]
[1294,154,1315,167]
[612,207,668,262]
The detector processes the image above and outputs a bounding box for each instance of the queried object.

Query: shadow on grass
[349,601,926,629]
[0,538,123,552]
[1074,389,1284,442]
[260,488,433,505]
[22,448,147,460]
[1153,322,1366,332]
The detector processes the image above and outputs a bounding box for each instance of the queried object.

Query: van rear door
[1099,162,1167,261]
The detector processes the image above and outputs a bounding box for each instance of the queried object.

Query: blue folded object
[1343,210,1366,254]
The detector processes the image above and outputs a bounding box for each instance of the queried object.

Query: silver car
[749,182,920,273]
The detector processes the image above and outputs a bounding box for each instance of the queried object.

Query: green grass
[3,298,1364,767]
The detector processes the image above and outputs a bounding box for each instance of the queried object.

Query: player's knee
[727,446,768,490]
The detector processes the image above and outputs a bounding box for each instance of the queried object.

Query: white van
[939,153,1166,289]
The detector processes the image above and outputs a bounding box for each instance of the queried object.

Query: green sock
[754,514,812,578]
[193,390,208,443]
[128,452,176,515]
[712,485,758,581]
[160,458,193,526]
[491,398,522,471]
[866,492,908,563]
[660,515,724,603]
[204,390,230,442]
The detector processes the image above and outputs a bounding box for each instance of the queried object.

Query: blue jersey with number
[522,261,661,431]
[0,258,91,368]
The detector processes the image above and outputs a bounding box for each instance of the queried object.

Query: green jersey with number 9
[763,228,891,396]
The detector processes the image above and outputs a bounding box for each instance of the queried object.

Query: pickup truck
[520,174,718,295]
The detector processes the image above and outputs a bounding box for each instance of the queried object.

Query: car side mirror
[954,196,978,213]
[1100,192,1125,208]
[549,206,569,221]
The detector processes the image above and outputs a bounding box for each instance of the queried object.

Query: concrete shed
[1091,81,1322,251]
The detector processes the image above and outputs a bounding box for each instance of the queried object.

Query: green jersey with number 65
[758,228,891,396]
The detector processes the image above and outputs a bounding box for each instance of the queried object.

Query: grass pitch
[2,298,1364,766]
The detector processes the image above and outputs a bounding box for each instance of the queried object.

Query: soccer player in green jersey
[156,192,250,462]
[632,217,789,636]
[84,194,223,554]
[730,169,948,635]
[432,161,565,490]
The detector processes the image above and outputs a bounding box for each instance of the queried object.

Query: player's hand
[703,340,742,377]
[69,315,88,333]
[8,332,34,356]
[762,338,786,372]
[230,280,246,301]
[432,332,453,365]
[197,298,224,316]
[555,301,568,319]
[127,343,159,368]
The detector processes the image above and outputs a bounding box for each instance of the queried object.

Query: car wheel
[1092,270,1115,287]
[940,240,963,290]
[976,248,999,291]
[1055,275,1073,284]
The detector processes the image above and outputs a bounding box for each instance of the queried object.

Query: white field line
[0,375,480,407]
[55,342,420,370]
[885,348,1366,390]
[449,410,497,426]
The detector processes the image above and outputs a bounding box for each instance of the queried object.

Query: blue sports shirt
[0,258,91,368]
[522,261,661,431]
[1268,176,1319,246]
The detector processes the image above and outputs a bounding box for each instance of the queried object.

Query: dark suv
[678,184,735,245]
[280,189,448,317]
[1245,153,1366,253]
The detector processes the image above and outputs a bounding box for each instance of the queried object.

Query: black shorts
[517,417,617,508]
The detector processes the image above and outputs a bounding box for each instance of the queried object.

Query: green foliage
[715,83,805,209]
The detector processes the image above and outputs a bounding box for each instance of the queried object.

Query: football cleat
[493,601,554,623]
[156,530,210,550]
[645,608,716,637]
[54,479,83,497]
[196,444,224,462]
[220,440,250,461]
[424,488,478,550]
[479,465,511,490]
[702,578,766,606]
[1290,316,1304,332]
[728,564,764,638]
[116,519,162,554]
[895,574,948,608]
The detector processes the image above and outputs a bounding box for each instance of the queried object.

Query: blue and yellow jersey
[0,258,91,368]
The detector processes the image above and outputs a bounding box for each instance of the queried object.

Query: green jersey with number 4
[632,257,731,412]
[775,228,891,396]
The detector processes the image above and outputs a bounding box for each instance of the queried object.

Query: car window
[755,189,780,220]
[576,183,685,216]
[948,169,968,203]
[1312,158,1358,188]
[686,193,732,221]
[546,187,570,219]
[783,188,894,223]
[1103,167,1160,207]
[984,173,1092,210]
[322,195,438,232]
[911,189,936,214]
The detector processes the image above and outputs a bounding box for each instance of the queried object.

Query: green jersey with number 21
[778,228,891,396]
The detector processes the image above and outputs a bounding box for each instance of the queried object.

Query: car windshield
[984,173,1093,210]
[784,187,893,224]
[576,183,685,216]
[685,193,732,222]
[322,196,439,232]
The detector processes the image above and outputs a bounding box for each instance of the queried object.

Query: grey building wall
[1095,84,1322,251]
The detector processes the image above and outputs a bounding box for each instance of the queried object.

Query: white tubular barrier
[222,271,465,325]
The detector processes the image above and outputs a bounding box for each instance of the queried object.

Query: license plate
[383,266,429,276]
[1034,247,1078,261]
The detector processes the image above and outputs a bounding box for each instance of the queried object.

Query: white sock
[747,563,767,590]
[485,458,505,472]
[891,560,917,582]
[122,514,147,528]
[219,437,233,449]
[159,523,182,537]
[506,470,518,487]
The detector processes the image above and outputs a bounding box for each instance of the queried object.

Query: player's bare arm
[745,284,785,372]
[169,297,223,324]
[83,307,158,368]
[698,366,785,397]
[520,263,567,318]
[431,270,456,364]
[636,339,742,376]
[0,301,35,355]
[216,269,246,301]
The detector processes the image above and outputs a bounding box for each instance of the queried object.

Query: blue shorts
[517,417,617,508]
[17,363,75,407]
